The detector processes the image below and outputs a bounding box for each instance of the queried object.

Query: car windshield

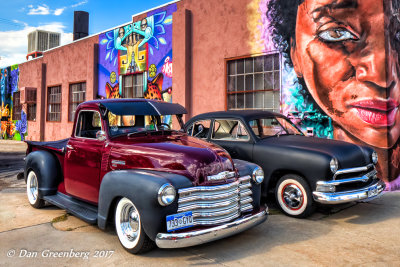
[249,117,303,138]
[107,111,174,137]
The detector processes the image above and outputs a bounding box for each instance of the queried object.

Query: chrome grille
[177,175,253,225]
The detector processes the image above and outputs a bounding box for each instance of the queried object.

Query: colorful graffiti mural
[98,5,176,121]
[247,0,400,189]
[0,64,26,141]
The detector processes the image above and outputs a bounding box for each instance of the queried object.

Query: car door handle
[66,145,74,150]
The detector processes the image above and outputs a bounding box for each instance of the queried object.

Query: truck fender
[98,169,192,241]
[232,158,262,210]
[24,150,62,197]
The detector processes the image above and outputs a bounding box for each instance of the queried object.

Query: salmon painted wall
[174,0,259,116]
[18,35,98,141]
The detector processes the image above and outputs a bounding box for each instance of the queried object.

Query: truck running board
[44,193,98,224]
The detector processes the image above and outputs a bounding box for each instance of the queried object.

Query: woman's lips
[349,99,399,127]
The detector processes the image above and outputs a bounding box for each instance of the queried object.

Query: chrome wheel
[27,171,39,205]
[282,184,304,210]
[115,198,141,249]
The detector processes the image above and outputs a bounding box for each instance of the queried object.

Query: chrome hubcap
[120,204,140,242]
[282,184,304,209]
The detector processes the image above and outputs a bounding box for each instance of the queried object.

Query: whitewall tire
[275,174,315,218]
[26,170,45,208]
[115,197,155,254]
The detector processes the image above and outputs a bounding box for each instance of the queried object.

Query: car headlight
[252,166,264,184]
[316,183,336,193]
[158,183,176,206]
[330,158,338,173]
[372,151,378,165]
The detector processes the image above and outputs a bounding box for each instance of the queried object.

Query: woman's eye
[318,28,358,42]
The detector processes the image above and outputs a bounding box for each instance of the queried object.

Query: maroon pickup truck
[24,99,268,254]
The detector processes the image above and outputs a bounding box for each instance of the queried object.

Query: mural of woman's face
[291,0,400,148]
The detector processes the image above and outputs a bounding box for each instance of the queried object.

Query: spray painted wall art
[98,4,176,124]
[0,64,27,141]
[248,0,400,190]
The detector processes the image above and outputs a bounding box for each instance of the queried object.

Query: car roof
[189,110,285,122]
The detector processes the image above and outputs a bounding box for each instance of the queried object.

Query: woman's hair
[266,0,304,67]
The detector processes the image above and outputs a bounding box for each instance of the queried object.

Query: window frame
[121,72,144,98]
[225,52,281,112]
[68,82,86,122]
[12,91,22,121]
[211,118,250,142]
[187,119,212,140]
[26,88,37,121]
[46,85,62,122]
[74,110,104,140]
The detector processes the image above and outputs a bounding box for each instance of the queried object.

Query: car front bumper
[313,180,385,204]
[155,206,268,249]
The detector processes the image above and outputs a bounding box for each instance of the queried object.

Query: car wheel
[275,174,315,218]
[115,197,155,254]
[26,170,45,208]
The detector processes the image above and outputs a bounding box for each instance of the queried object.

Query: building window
[26,88,37,121]
[122,73,144,98]
[227,53,281,112]
[47,86,61,122]
[12,91,22,120]
[69,82,86,121]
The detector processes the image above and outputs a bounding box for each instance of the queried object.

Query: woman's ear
[290,37,303,78]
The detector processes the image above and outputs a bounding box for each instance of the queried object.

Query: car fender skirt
[25,150,62,197]
[98,169,192,240]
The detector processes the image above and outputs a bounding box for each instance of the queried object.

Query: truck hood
[109,133,235,185]
[258,135,372,168]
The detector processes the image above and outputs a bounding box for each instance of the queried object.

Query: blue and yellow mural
[0,64,26,141]
[98,4,176,120]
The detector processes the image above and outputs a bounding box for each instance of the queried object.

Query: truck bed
[26,138,69,154]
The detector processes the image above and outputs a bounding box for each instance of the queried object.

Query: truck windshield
[107,111,172,137]
[249,117,304,138]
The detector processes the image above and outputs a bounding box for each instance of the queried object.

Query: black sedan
[184,110,385,218]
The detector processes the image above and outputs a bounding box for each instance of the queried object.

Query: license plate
[166,211,194,232]
[367,185,379,198]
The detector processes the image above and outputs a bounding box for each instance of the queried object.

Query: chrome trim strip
[313,180,385,204]
[178,181,240,194]
[156,207,268,249]
[317,169,377,186]
[192,204,239,218]
[333,164,374,180]
[178,196,240,212]
[178,189,239,204]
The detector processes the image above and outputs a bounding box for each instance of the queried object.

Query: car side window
[212,119,249,141]
[75,111,103,139]
[188,119,211,139]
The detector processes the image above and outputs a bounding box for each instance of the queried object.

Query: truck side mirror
[96,130,107,141]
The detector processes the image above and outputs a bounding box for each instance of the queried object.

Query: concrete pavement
[0,140,399,266]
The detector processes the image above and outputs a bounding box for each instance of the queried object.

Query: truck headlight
[330,158,338,173]
[252,166,264,184]
[372,151,378,165]
[158,183,176,206]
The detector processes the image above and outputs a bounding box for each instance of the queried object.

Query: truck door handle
[66,145,74,150]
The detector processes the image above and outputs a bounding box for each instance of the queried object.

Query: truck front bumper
[155,206,268,249]
[313,180,385,204]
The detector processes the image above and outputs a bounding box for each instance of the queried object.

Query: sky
[0,0,175,68]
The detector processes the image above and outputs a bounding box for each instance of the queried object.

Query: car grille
[177,176,253,226]
[334,164,375,180]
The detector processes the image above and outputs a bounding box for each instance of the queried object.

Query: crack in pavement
[0,222,51,234]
